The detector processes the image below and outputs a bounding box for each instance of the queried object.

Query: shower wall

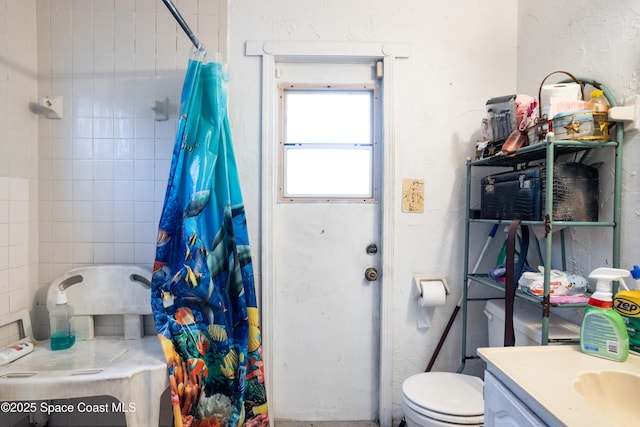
[0,1,39,347]
[0,0,227,343]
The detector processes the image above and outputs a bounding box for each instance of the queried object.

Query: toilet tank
[484,299,581,346]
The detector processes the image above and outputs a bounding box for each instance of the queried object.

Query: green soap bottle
[580,267,629,362]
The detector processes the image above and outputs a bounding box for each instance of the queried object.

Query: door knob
[364,267,378,282]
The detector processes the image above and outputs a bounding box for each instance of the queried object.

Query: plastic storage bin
[484,299,581,347]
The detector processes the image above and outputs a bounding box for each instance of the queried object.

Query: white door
[272,61,382,421]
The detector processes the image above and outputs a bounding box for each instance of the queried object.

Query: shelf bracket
[542,294,551,318]
[608,94,640,133]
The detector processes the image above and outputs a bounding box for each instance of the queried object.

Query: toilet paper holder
[413,275,450,297]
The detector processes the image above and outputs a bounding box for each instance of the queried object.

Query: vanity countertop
[478,345,640,426]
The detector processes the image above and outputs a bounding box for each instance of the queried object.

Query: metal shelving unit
[458,78,624,371]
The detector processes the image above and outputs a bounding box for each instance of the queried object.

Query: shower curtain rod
[161,0,203,51]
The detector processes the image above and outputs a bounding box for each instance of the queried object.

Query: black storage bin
[481,162,599,222]
[481,168,542,220]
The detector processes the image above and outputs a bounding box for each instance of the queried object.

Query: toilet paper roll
[416,280,447,330]
[540,83,582,117]
[419,280,447,307]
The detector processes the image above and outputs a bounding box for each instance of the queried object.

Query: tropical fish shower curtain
[151,50,269,427]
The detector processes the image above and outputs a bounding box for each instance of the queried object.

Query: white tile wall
[0,0,226,354]
[0,0,226,426]
[33,0,227,343]
[0,178,31,346]
[0,0,38,348]
[2,0,226,424]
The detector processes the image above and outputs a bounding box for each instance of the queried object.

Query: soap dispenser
[49,290,76,351]
[580,268,629,362]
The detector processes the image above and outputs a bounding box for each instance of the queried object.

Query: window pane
[285,91,372,144]
[285,147,372,196]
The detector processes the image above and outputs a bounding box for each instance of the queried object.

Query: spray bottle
[613,265,640,354]
[631,265,640,288]
[580,267,629,362]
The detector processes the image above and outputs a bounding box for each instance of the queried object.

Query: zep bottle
[613,266,640,354]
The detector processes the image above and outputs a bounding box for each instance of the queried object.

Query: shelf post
[541,139,557,345]
[613,117,623,268]
[458,158,473,373]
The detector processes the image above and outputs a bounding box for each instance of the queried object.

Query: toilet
[402,298,582,426]
[401,372,484,426]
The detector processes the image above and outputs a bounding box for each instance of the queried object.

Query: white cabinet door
[484,371,546,427]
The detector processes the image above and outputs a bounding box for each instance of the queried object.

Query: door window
[279,85,378,202]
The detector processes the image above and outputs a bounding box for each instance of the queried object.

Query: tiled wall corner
[33,0,227,340]
[0,0,39,346]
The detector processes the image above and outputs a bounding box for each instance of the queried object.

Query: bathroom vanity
[479,345,640,427]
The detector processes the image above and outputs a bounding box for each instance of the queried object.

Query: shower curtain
[151,50,269,427]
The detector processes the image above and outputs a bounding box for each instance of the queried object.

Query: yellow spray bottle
[613,265,640,354]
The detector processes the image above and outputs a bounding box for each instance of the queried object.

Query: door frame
[246,41,409,426]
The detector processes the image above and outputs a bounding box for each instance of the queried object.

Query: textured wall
[228,0,518,421]
[229,0,640,422]
[517,0,640,275]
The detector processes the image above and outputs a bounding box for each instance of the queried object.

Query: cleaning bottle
[0,338,34,365]
[613,265,640,354]
[580,267,629,362]
[49,290,76,350]
[589,89,610,112]
[632,265,640,287]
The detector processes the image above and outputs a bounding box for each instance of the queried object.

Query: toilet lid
[402,372,484,420]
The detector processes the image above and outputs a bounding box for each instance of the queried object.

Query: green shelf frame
[458,78,623,372]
